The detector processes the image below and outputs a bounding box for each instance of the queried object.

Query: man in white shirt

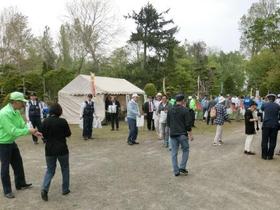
[153,93,162,139]
[25,92,43,144]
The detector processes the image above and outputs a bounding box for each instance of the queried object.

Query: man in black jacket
[143,96,155,131]
[167,94,193,176]
[80,94,95,140]
[108,95,121,131]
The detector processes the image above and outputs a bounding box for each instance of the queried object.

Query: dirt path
[1,121,280,210]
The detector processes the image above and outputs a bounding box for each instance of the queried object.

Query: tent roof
[59,74,145,95]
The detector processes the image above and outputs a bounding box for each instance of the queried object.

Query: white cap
[132,93,139,98]
[156,92,162,97]
[218,96,225,103]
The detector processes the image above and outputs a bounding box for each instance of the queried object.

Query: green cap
[9,92,28,103]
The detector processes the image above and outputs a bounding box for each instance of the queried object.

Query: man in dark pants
[261,94,280,160]
[143,96,155,130]
[108,95,121,131]
[25,92,43,144]
[80,94,95,140]
[0,92,40,198]
[167,94,193,176]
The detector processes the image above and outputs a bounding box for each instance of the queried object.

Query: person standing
[207,96,216,125]
[188,96,196,127]
[25,92,43,144]
[158,95,169,147]
[213,96,230,146]
[80,94,95,140]
[108,95,121,131]
[261,94,280,160]
[40,103,71,201]
[244,101,258,155]
[127,93,140,145]
[143,96,155,131]
[153,93,162,139]
[167,94,193,176]
[0,92,39,199]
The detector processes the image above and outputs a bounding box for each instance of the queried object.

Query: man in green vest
[0,92,40,199]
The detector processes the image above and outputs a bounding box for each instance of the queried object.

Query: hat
[30,92,37,96]
[188,96,192,100]
[250,101,257,106]
[156,92,162,97]
[277,94,280,98]
[132,93,139,98]
[175,94,185,102]
[218,96,225,103]
[9,92,28,103]
[266,93,276,101]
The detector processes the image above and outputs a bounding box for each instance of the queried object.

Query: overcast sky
[0,0,259,52]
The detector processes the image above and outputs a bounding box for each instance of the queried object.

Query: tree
[65,0,119,72]
[0,7,33,71]
[239,0,279,56]
[144,83,157,96]
[58,25,72,70]
[39,26,57,74]
[125,3,178,69]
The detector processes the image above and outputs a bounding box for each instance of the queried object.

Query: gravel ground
[1,121,280,210]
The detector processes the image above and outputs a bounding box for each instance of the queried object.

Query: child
[39,103,71,201]
[244,101,258,155]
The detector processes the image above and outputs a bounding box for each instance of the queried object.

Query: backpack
[210,107,217,119]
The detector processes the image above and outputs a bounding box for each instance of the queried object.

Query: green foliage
[144,83,157,97]
[44,68,75,99]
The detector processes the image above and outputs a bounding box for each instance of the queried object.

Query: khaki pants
[214,125,223,143]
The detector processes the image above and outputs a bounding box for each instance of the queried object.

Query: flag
[90,72,96,97]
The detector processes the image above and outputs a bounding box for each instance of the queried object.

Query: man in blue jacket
[261,94,280,160]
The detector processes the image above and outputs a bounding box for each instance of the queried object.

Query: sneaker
[218,140,224,144]
[179,168,189,176]
[16,183,32,190]
[213,142,218,146]
[41,190,48,201]
[247,151,255,155]
[133,142,139,144]
[62,189,70,195]
[127,141,133,145]
[4,192,15,199]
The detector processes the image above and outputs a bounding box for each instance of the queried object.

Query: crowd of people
[0,90,279,201]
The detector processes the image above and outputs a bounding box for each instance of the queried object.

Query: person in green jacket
[0,92,40,199]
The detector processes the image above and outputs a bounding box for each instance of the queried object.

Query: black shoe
[267,156,273,160]
[133,142,139,144]
[111,129,115,131]
[128,141,133,145]
[33,141,39,145]
[62,189,70,195]
[174,172,180,176]
[179,168,189,176]
[262,156,268,160]
[244,151,248,154]
[88,137,94,140]
[16,183,32,190]
[83,137,88,140]
[4,192,15,199]
[247,151,255,155]
[41,190,48,201]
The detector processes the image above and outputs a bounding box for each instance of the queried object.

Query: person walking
[108,96,121,131]
[167,94,193,176]
[80,94,95,140]
[25,92,43,144]
[40,103,71,201]
[127,93,140,145]
[143,96,155,131]
[213,96,230,146]
[158,95,170,147]
[153,93,162,139]
[0,92,39,199]
[244,101,258,155]
[261,94,280,160]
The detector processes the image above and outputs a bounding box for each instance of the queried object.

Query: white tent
[58,74,145,124]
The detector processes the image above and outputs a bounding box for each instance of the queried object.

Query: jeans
[127,118,138,143]
[83,116,93,138]
[170,135,189,174]
[261,127,278,159]
[0,143,27,194]
[42,154,70,193]
[161,123,169,147]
